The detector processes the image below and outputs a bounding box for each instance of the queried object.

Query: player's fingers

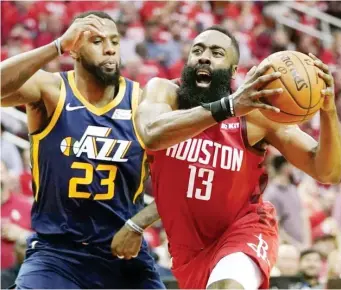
[251,88,283,100]
[314,60,329,74]
[80,17,104,31]
[122,248,134,260]
[250,72,281,89]
[85,14,106,26]
[318,70,333,86]
[114,244,126,258]
[79,23,105,38]
[245,66,257,79]
[246,63,272,83]
[254,63,272,77]
[72,31,87,51]
[322,87,334,97]
[308,52,321,62]
[252,102,280,113]
[310,53,329,73]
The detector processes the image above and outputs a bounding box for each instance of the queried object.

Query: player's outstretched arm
[111,201,159,259]
[136,64,282,150]
[0,44,61,107]
[1,15,106,107]
[265,55,341,184]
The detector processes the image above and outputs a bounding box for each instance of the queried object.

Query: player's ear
[69,50,80,60]
[231,65,238,80]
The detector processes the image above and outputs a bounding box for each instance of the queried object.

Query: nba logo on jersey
[221,122,240,131]
[60,125,131,162]
[112,109,132,120]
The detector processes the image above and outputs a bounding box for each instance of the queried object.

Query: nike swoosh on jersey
[66,103,86,111]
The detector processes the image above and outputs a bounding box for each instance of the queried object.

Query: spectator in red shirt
[1,161,32,269]
[168,41,192,80]
[122,42,168,86]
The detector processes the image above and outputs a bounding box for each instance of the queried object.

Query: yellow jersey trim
[131,82,146,149]
[133,152,147,204]
[32,78,66,201]
[67,71,126,116]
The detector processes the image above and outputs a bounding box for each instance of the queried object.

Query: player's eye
[112,41,119,46]
[193,49,202,55]
[213,51,224,57]
[93,40,102,45]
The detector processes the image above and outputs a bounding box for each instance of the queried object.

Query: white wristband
[125,219,144,235]
[54,38,63,56]
[228,95,235,117]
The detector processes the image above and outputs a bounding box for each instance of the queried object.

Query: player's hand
[309,53,336,112]
[111,224,143,260]
[231,64,283,117]
[60,15,106,52]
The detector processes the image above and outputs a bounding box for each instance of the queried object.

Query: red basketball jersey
[148,117,268,249]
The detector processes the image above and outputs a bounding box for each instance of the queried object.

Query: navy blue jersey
[30,71,146,244]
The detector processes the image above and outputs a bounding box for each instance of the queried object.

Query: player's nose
[104,43,116,55]
[198,51,211,65]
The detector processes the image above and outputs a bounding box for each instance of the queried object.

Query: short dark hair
[72,11,115,24]
[203,25,240,60]
[300,249,322,260]
[272,155,288,173]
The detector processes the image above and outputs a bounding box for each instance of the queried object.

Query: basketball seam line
[270,64,310,115]
[290,52,313,122]
[269,64,308,110]
[270,56,317,111]
[271,110,318,117]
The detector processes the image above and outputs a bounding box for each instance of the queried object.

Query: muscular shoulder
[141,77,179,109]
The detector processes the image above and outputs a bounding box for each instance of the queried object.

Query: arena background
[1,1,341,288]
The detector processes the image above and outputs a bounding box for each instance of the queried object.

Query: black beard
[80,57,120,87]
[177,64,233,109]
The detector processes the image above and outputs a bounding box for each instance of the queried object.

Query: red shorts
[170,202,279,289]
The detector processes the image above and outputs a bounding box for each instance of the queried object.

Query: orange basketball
[258,51,325,124]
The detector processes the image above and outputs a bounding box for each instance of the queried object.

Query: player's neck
[74,68,117,106]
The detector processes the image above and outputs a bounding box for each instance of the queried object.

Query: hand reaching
[232,64,283,117]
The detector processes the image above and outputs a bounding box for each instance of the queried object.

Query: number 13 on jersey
[187,165,214,201]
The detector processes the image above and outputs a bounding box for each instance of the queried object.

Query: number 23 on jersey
[69,161,117,200]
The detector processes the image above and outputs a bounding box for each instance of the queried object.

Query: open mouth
[196,69,212,88]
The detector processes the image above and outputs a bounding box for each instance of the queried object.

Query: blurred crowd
[1,1,341,288]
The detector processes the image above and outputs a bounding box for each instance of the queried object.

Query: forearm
[314,109,341,183]
[131,201,160,230]
[144,106,216,150]
[1,42,58,98]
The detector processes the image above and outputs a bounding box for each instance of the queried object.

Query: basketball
[258,51,325,124]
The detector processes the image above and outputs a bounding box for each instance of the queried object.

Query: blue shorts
[15,234,165,289]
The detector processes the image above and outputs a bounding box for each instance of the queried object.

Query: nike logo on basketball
[66,103,85,111]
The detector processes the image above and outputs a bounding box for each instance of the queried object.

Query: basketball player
[111,26,341,289]
[1,11,164,289]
